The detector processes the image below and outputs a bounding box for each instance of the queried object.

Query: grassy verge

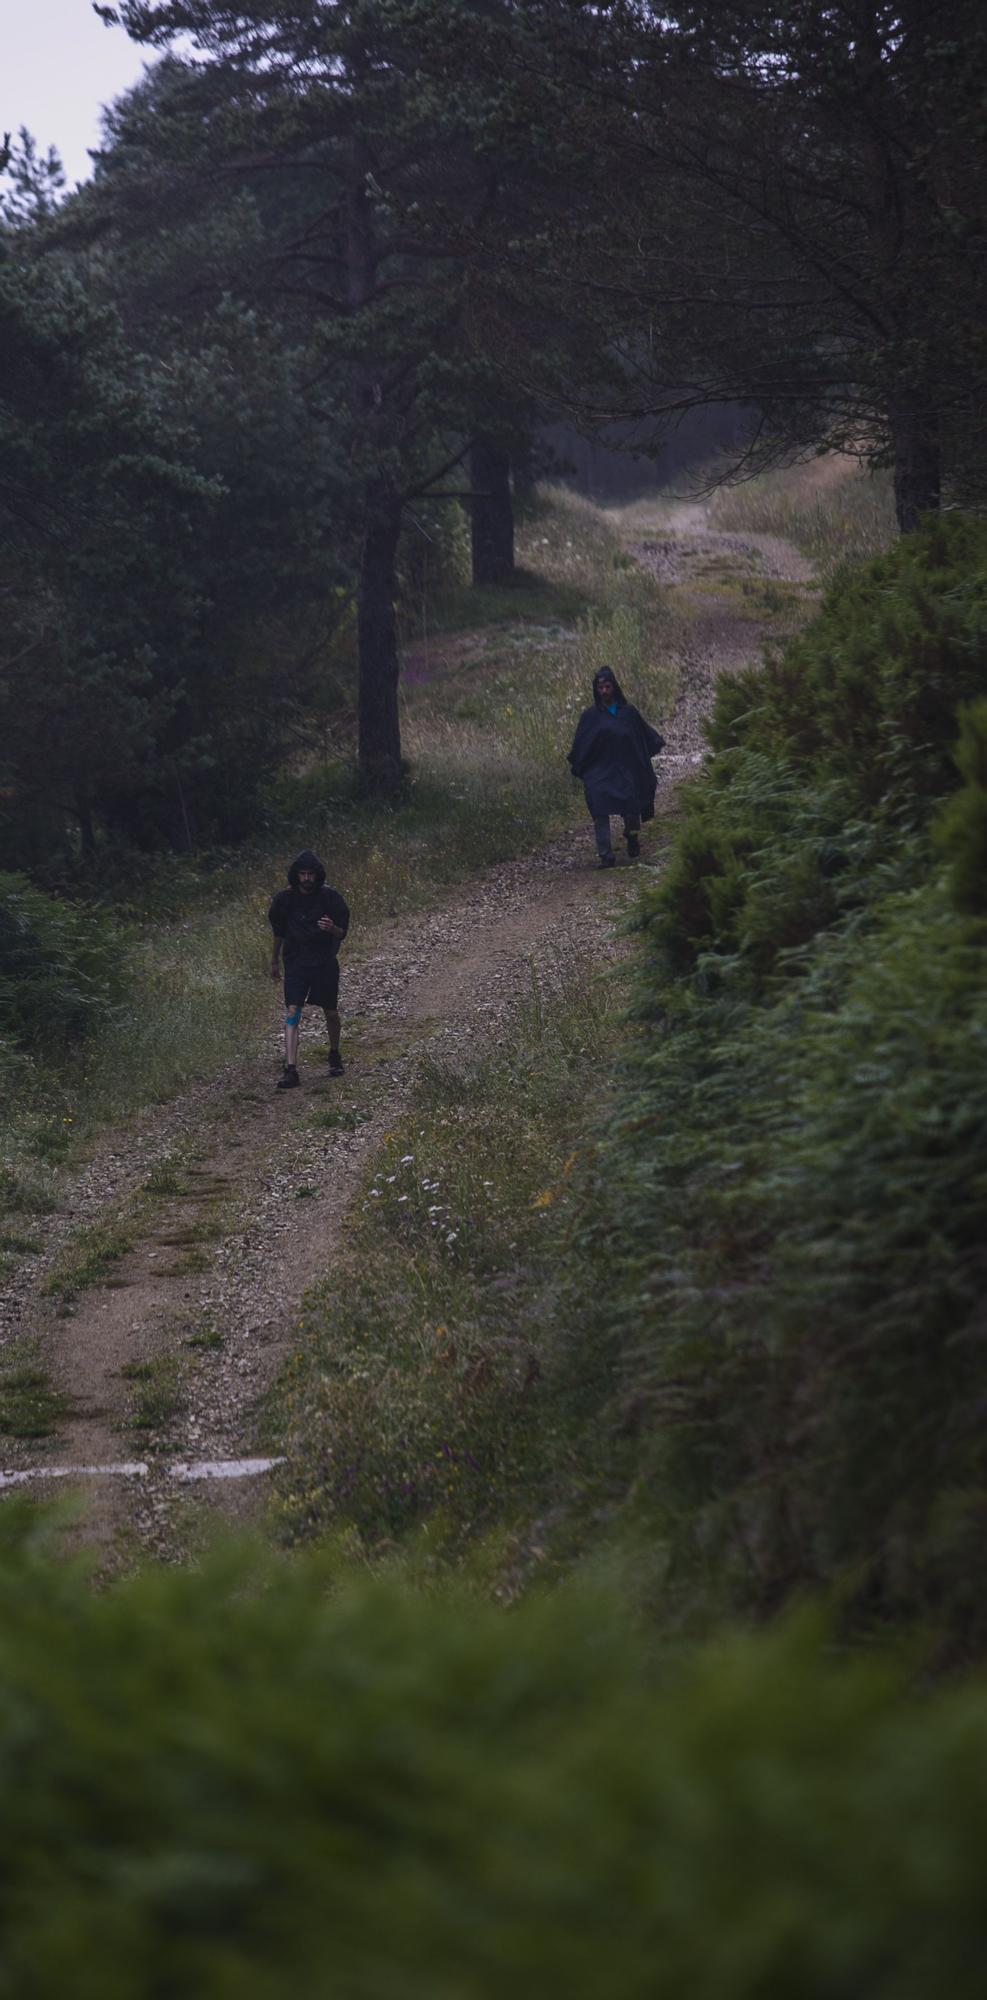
[707,458,896,571]
[268,956,622,1569]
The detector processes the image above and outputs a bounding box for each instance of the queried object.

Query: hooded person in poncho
[567,668,665,866]
[268,849,349,1090]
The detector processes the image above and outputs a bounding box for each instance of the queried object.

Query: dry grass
[708,459,897,571]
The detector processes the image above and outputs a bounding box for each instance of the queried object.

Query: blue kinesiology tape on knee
[285,1006,302,1028]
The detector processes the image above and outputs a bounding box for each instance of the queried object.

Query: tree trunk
[891,388,941,533]
[357,494,404,793]
[470,436,515,585]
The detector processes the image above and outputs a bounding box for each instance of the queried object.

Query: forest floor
[0,508,815,1568]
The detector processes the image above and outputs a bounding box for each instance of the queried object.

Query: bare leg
[284,1017,301,1067]
[324,1008,341,1054]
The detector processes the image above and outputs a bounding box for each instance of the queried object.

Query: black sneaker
[626,833,641,859]
[598,852,617,869]
[276,1064,300,1091]
[328,1050,345,1077]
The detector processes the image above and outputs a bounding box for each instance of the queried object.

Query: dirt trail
[0,517,814,1563]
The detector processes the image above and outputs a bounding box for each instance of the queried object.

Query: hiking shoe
[276,1064,300,1091]
[626,833,641,859]
[598,852,617,869]
[328,1050,345,1077]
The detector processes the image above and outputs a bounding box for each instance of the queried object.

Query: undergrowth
[269,959,620,1564]
[708,458,897,571]
[576,512,987,1656]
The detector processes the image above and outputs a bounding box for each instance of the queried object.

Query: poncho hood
[287,849,326,889]
[592,668,627,708]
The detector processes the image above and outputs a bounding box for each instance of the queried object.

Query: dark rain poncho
[567,672,665,820]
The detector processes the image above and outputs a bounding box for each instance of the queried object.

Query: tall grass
[708,458,897,571]
[407,486,677,793]
[269,957,619,1558]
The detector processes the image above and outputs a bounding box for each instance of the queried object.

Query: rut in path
[0,519,815,1564]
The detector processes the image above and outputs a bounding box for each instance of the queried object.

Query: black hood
[592,668,627,708]
[287,848,326,889]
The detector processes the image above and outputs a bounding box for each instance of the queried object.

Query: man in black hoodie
[268,849,350,1091]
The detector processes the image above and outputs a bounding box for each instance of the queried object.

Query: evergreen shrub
[581,515,987,1651]
[397,497,471,610]
[0,873,126,1052]
[707,512,987,820]
[4,1516,987,1996]
[652,516,987,987]
[598,883,987,1647]
[934,697,987,914]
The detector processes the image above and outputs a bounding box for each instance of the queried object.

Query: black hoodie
[269,849,350,968]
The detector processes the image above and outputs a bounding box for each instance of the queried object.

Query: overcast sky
[4,0,153,188]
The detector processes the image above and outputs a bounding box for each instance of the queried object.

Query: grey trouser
[593,814,640,859]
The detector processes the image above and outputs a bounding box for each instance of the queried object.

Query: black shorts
[284,961,339,1011]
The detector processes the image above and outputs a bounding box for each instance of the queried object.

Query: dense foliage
[657,516,987,984]
[0,873,125,1053]
[0,251,208,872]
[575,517,987,1655]
[4,1513,987,1995]
[540,0,987,527]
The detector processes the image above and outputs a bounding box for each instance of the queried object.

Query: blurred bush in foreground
[2,1514,987,1997]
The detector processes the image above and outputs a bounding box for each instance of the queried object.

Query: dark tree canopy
[535,0,987,525]
[1,0,982,873]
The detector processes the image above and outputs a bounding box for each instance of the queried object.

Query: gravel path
[0,518,812,1563]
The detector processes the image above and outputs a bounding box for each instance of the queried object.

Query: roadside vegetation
[708,458,897,572]
[269,958,619,1566]
[578,510,987,1657]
